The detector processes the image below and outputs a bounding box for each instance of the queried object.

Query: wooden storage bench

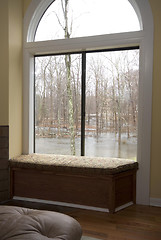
[9,154,138,213]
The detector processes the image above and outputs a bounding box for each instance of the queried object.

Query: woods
[35,49,139,156]
[34,0,139,157]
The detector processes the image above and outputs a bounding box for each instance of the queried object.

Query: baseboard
[115,202,133,212]
[13,196,134,213]
[13,196,109,213]
[150,198,161,207]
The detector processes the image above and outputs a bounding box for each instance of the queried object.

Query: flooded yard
[35,132,137,160]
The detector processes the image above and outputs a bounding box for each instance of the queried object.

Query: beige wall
[149,0,161,199]
[23,0,31,16]
[0,2,9,125]
[0,0,23,157]
[9,0,23,158]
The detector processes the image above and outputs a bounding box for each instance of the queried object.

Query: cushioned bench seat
[0,205,82,240]
[9,154,138,213]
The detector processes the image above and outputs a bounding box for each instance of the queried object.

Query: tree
[53,0,76,154]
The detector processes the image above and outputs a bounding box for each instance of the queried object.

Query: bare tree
[54,0,76,154]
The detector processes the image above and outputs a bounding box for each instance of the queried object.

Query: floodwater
[35,132,137,160]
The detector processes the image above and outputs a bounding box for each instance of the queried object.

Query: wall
[0,1,9,202]
[0,0,23,202]
[23,0,31,16]
[9,0,23,158]
[0,2,9,125]
[149,0,161,203]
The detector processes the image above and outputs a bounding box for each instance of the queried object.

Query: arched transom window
[35,0,140,41]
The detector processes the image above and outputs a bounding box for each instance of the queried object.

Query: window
[24,0,153,205]
[33,0,140,158]
[35,48,139,159]
[34,0,140,41]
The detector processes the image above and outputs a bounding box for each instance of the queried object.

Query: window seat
[9,154,138,213]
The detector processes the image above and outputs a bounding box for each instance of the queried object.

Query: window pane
[35,0,140,41]
[86,49,139,160]
[35,54,82,155]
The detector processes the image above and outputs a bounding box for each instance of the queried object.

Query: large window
[34,0,140,159]
[35,48,139,159]
[24,0,153,204]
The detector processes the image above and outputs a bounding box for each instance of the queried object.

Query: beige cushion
[10,153,138,175]
[0,206,82,240]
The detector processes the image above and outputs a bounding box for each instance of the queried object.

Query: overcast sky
[35,0,140,41]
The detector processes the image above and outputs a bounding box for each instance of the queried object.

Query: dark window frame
[34,46,139,156]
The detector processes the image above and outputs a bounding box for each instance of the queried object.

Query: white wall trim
[13,196,109,213]
[150,198,161,208]
[24,0,54,42]
[23,0,154,206]
[25,31,143,55]
[13,196,134,212]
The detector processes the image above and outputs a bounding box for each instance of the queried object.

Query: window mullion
[34,56,36,153]
[81,52,86,156]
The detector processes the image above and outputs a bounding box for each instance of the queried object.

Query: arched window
[35,0,140,41]
[23,0,153,205]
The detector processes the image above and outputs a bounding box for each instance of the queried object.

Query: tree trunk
[62,0,75,155]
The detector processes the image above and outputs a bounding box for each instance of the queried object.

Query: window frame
[34,46,140,157]
[23,0,153,206]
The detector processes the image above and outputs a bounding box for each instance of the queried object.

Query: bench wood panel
[10,166,137,213]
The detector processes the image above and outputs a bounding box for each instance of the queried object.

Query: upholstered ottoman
[0,205,82,240]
